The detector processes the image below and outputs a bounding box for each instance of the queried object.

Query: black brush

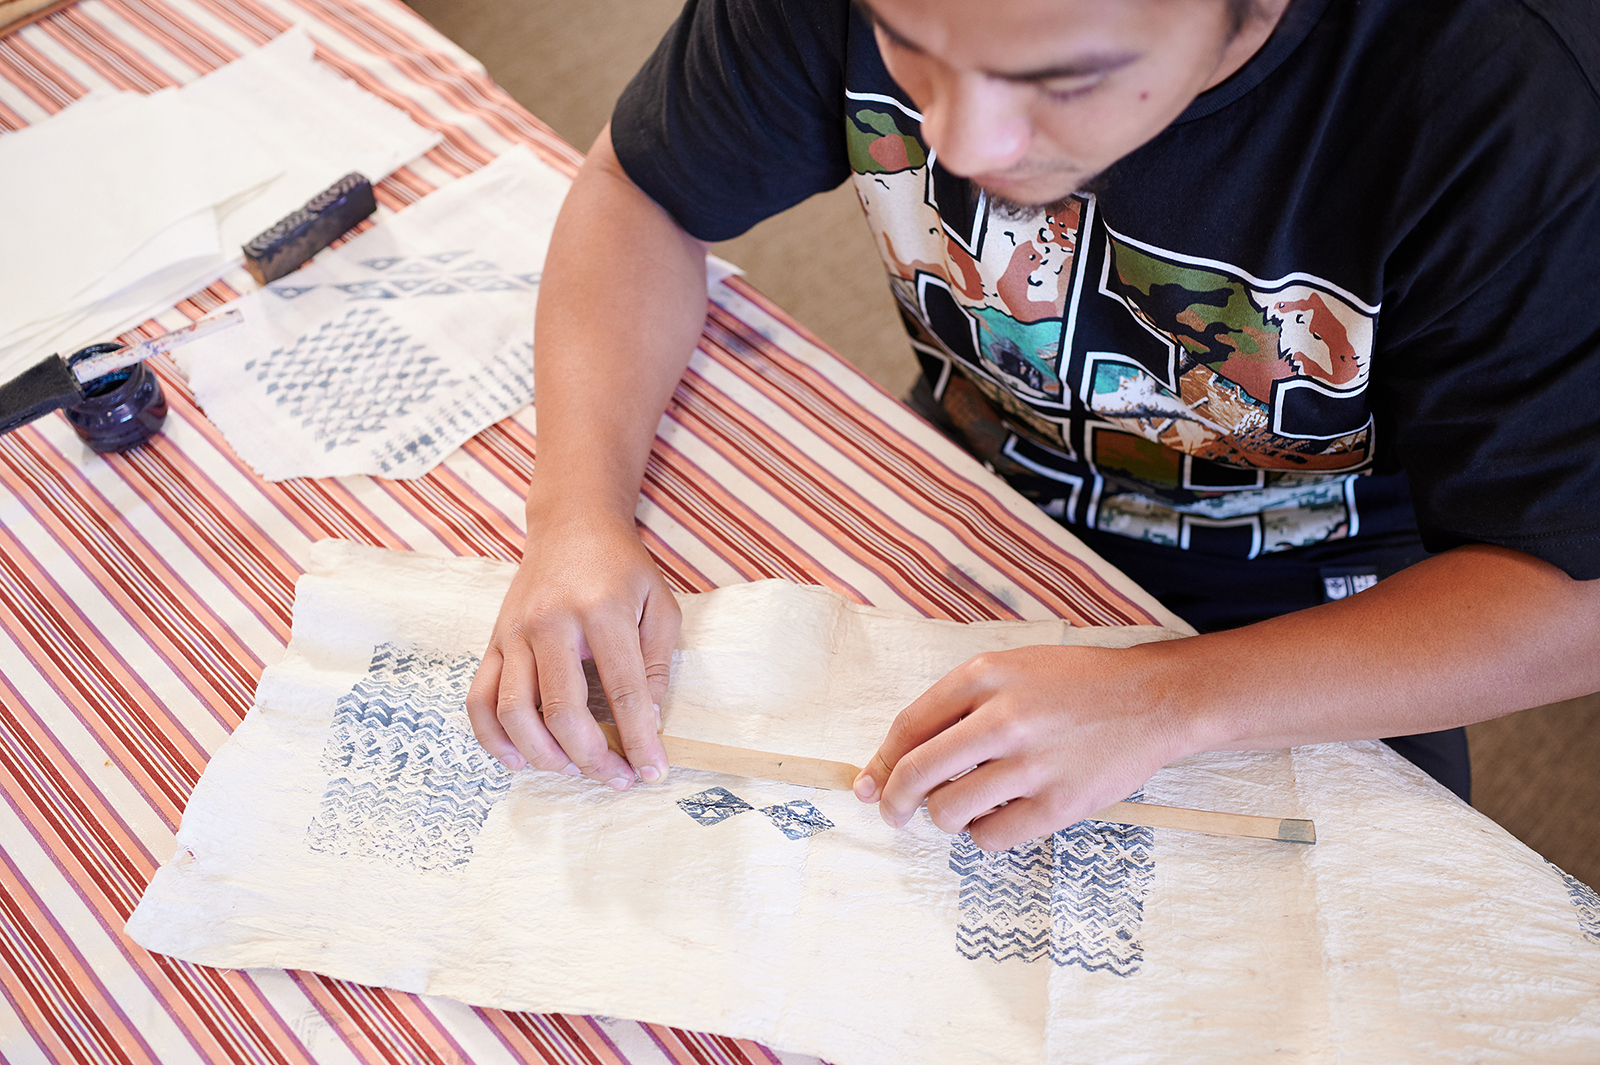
[0,310,242,436]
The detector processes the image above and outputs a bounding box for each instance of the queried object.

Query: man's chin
[973,172,1103,217]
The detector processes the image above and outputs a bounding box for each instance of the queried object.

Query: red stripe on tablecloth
[0,430,268,718]
[0,26,88,110]
[108,436,300,645]
[291,28,499,176]
[0,701,323,1065]
[377,469,523,562]
[0,777,329,1064]
[295,974,470,1065]
[671,367,1001,621]
[39,6,179,91]
[0,708,317,1065]
[449,385,868,600]
[479,1010,629,1065]
[139,955,310,1065]
[277,0,582,172]
[646,1025,792,1065]
[93,0,242,73]
[0,848,146,1065]
[456,421,536,496]
[0,689,160,909]
[138,354,414,552]
[437,419,724,596]
[373,162,437,206]
[183,0,289,46]
[0,525,205,826]
[705,292,1162,626]
[0,92,26,126]
[272,477,411,550]
[642,438,857,596]
[637,524,717,596]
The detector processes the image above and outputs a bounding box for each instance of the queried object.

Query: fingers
[962,794,1065,853]
[473,584,681,789]
[466,647,523,768]
[853,657,998,814]
[875,705,1018,830]
[468,633,575,774]
[588,606,672,785]
[533,622,639,789]
[607,581,682,781]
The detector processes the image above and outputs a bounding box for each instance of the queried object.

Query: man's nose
[918,73,1031,177]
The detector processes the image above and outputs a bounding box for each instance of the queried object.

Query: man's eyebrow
[988,53,1140,84]
[853,0,1139,83]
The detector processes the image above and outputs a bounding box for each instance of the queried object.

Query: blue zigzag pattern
[949,795,1155,977]
[307,643,508,872]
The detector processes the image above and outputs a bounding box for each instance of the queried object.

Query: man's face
[864,0,1268,207]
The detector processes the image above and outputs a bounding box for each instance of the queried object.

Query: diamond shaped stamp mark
[678,787,754,826]
[760,800,834,840]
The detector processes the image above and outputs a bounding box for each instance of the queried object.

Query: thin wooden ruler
[596,723,1316,844]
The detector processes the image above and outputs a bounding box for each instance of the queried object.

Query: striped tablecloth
[0,2,1177,1062]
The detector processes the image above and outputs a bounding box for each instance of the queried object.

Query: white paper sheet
[0,26,440,380]
[127,541,1600,1064]
[180,145,566,480]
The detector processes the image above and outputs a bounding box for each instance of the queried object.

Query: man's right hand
[463,122,709,789]
[466,505,681,789]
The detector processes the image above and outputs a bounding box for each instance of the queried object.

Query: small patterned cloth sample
[127,542,1600,1065]
[181,146,563,480]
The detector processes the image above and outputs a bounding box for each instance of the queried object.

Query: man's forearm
[529,124,712,521]
[1158,544,1600,754]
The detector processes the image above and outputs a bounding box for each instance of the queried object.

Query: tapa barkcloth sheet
[179,146,564,480]
[128,542,1600,1065]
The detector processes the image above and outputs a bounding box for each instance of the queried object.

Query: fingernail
[499,754,524,771]
[852,771,876,801]
[639,764,661,783]
[607,776,632,791]
[653,703,662,731]
[560,762,580,776]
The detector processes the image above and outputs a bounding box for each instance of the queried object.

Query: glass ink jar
[64,342,169,453]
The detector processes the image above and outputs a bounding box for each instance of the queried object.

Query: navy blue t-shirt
[611,0,1600,625]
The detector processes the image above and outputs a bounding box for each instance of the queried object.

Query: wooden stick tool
[597,724,1315,844]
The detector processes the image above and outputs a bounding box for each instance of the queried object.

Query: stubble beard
[978,168,1112,220]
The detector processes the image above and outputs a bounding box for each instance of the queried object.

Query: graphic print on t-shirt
[848,92,1379,558]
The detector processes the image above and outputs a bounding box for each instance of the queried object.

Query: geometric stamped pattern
[759,799,834,840]
[246,305,454,451]
[949,795,1156,976]
[677,786,754,826]
[306,643,510,873]
[676,787,834,840]
[267,250,539,302]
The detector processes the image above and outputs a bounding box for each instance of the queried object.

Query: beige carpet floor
[402,0,1598,889]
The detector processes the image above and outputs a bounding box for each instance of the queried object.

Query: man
[465,0,1600,850]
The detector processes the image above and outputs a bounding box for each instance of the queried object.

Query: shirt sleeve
[609,0,854,242]
[1373,44,1600,581]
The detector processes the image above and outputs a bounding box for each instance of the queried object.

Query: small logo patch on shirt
[1320,565,1379,601]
